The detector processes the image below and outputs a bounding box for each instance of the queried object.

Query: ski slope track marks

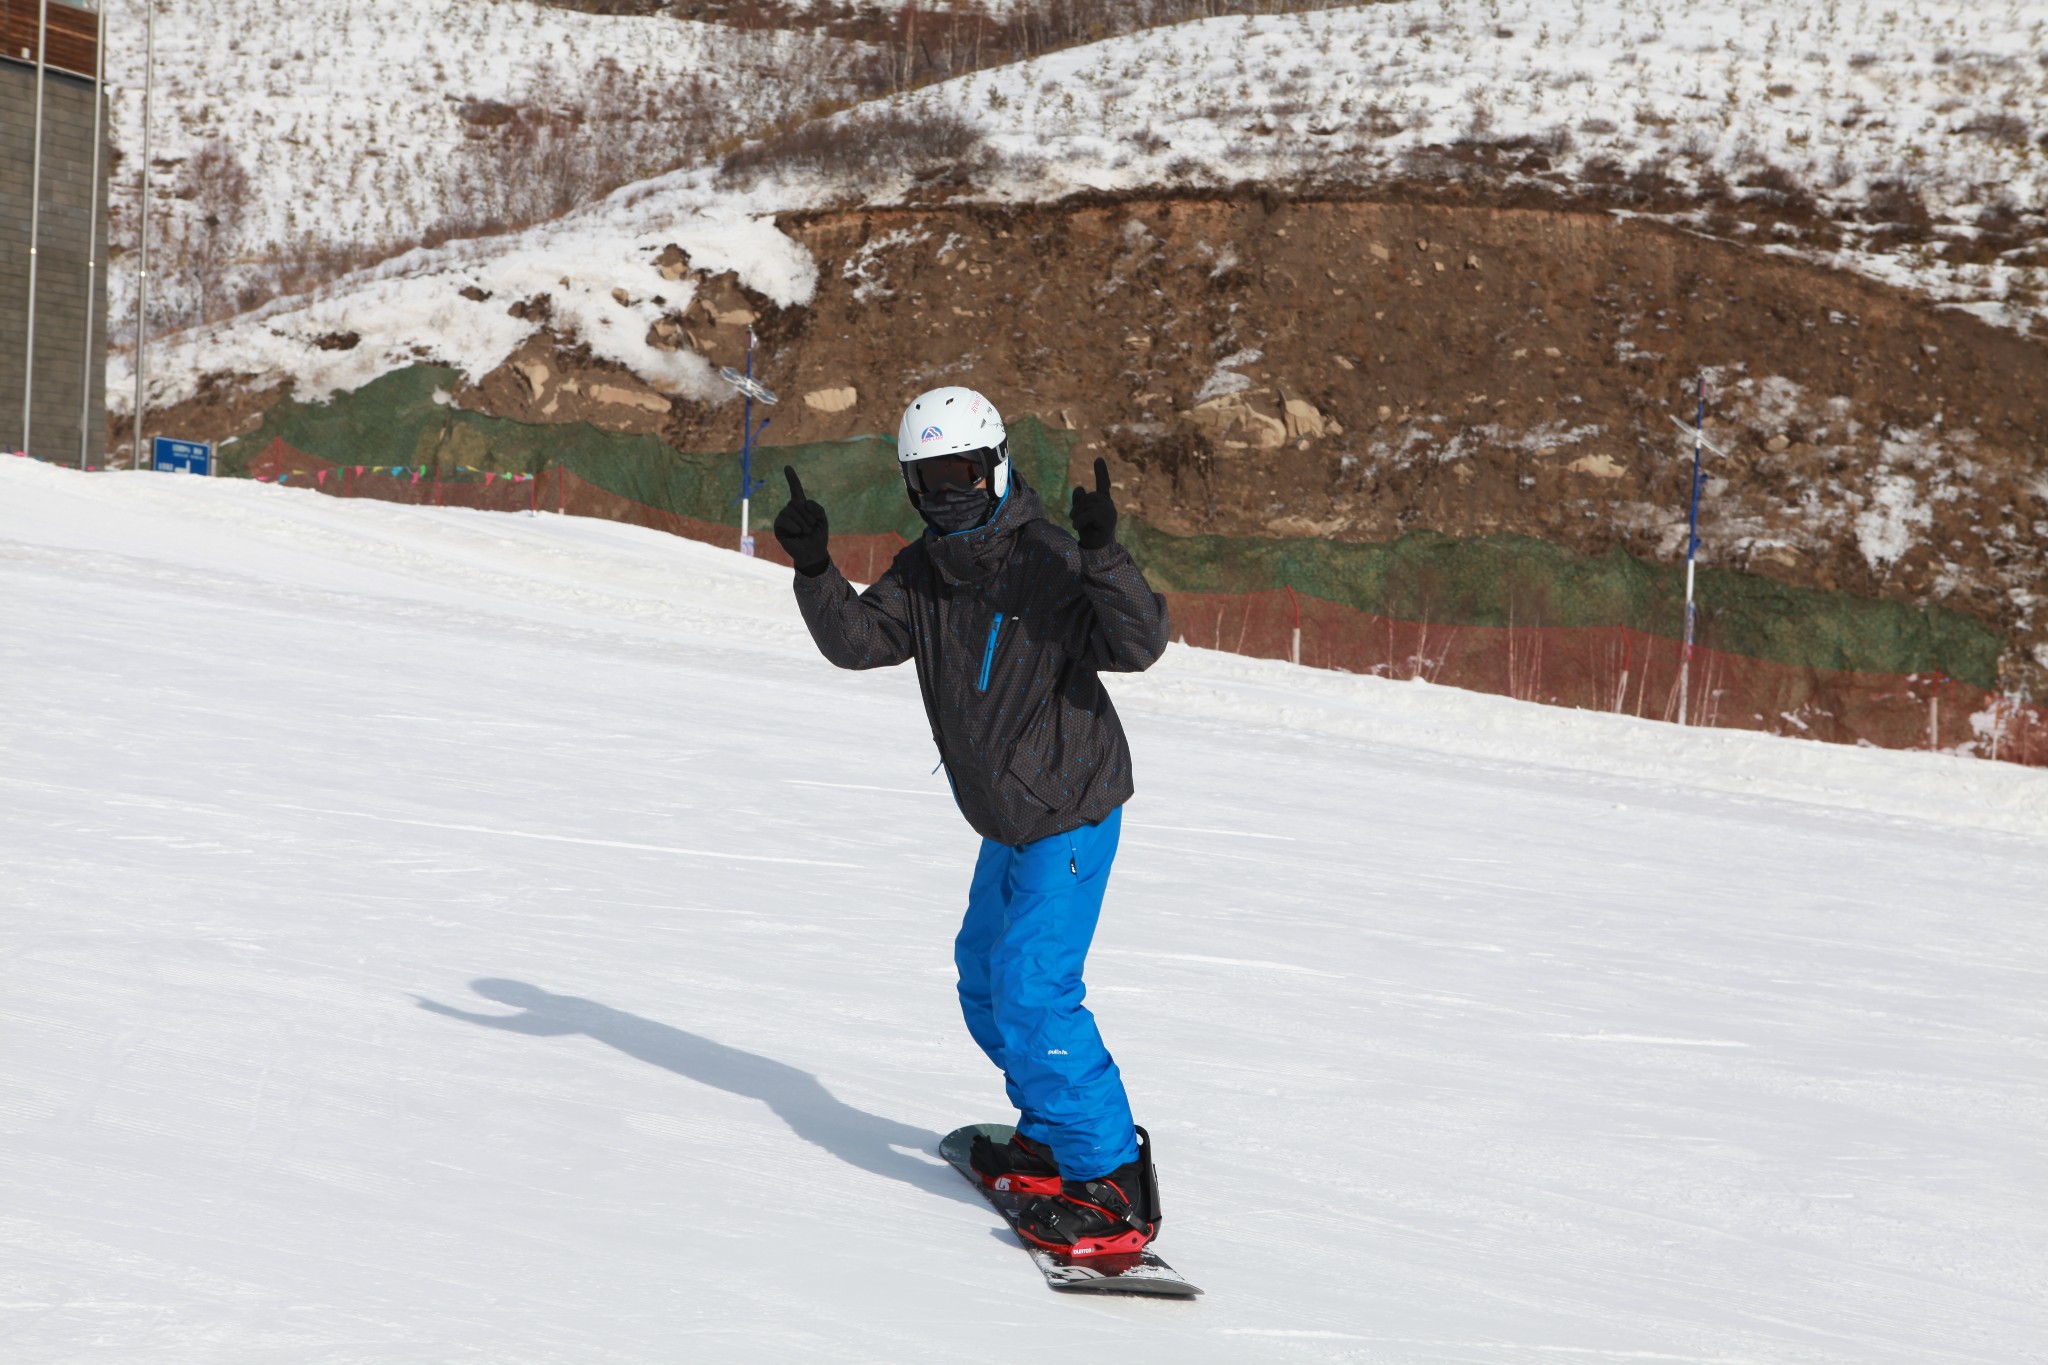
[2,461,2045,1362]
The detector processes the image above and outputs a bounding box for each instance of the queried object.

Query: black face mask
[919,485,996,536]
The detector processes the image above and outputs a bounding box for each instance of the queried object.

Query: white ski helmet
[897,386,1009,500]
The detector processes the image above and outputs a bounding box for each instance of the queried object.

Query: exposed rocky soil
[149,193,2048,694]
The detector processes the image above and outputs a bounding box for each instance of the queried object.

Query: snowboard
[939,1123,1202,1298]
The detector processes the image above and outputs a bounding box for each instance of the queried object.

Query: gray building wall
[1,56,109,466]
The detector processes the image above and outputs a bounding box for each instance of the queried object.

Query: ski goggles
[906,449,994,495]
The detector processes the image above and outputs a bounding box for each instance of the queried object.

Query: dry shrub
[442,58,742,230]
[1132,126,1171,154]
[1738,161,1818,216]
[1864,178,1934,242]
[1959,111,2031,148]
[176,140,252,325]
[1977,198,2025,236]
[718,105,992,188]
[1579,155,1626,184]
[1945,196,2030,264]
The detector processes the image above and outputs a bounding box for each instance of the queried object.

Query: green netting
[231,364,2001,688]
[1118,521,2002,687]
[230,364,1076,544]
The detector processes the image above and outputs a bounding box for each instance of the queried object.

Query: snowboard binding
[968,1129,1064,1198]
[1014,1126,1161,1258]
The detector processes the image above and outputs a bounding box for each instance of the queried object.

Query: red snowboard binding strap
[1014,1217,1157,1259]
[969,1131,1063,1198]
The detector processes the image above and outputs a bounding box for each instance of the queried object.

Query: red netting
[1168,587,2048,765]
[249,438,2047,767]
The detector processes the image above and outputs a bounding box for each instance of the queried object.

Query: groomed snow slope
[3,461,2045,1363]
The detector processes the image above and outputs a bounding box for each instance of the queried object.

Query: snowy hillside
[113,0,2048,424]
[114,188,818,413]
[904,0,2048,328]
[5,460,2045,1361]
[103,0,862,333]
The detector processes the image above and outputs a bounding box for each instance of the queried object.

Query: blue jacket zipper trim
[977,612,1004,691]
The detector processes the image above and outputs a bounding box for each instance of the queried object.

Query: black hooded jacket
[793,478,1171,846]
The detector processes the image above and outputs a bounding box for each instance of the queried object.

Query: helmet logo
[920,426,943,442]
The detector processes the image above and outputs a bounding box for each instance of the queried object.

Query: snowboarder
[774,386,1172,1256]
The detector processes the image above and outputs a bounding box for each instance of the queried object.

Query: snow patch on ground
[841,227,930,304]
[1855,472,1934,569]
[1193,347,1262,402]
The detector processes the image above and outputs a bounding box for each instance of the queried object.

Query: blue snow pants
[953,805,1138,1181]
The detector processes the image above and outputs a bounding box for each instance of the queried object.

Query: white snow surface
[4,460,2046,1362]
[107,0,2048,426]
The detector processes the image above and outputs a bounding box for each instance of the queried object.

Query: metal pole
[1677,377,1707,727]
[133,0,156,469]
[738,329,756,556]
[22,0,52,457]
[79,0,108,469]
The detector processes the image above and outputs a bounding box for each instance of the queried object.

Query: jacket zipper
[977,612,1005,691]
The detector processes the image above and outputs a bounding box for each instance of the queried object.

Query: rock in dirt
[803,386,858,415]
[655,244,692,281]
[1284,397,1328,440]
[515,360,550,399]
[1190,394,1287,449]
[588,383,670,415]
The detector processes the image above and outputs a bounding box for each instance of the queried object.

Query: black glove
[774,466,831,576]
[1070,457,1117,552]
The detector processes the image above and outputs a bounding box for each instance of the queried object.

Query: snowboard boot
[968,1130,1063,1197]
[1014,1126,1161,1258]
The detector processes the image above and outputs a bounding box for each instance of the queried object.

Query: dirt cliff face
[737,197,2047,694]
[153,193,2048,694]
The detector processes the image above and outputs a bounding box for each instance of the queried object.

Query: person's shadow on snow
[416,979,971,1204]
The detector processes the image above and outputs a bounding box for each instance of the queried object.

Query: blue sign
[154,437,211,475]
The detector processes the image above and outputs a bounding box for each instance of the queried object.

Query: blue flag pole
[719,335,776,555]
[739,330,757,557]
[1679,377,1708,726]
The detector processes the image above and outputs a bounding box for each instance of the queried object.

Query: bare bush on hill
[441,58,726,231]
[177,141,254,326]
[717,105,992,187]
